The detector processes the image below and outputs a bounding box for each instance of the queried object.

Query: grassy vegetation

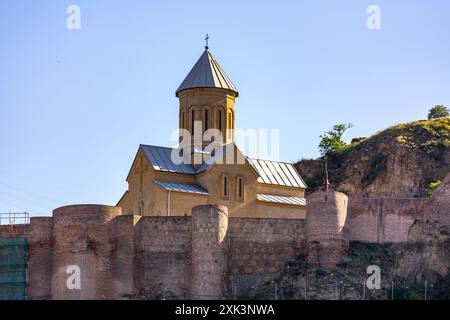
[332,118,450,158]
[427,180,443,196]
[345,241,395,271]
[371,118,450,150]
[326,118,449,186]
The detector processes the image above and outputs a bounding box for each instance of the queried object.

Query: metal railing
[0,213,30,226]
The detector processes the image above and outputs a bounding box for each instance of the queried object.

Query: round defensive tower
[305,191,349,270]
[191,205,229,300]
[27,217,53,300]
[51,204,121,300]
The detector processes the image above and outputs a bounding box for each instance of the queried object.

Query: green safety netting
[0,236,28,300]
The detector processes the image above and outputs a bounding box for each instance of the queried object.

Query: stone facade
[305,191,349,270]
[3,174,444,300]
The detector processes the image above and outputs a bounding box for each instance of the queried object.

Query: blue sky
[1,0,449,216]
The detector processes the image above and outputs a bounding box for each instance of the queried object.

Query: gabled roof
[116,190,129,206]
[194,143,243,174]
[176,49,238,97]
[153,180,208,195]
[257,194,306,206]
[141,145,196,174]
[137,144,307,189]
[248,158,307,188]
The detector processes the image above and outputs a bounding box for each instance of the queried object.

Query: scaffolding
[0,213,30,300]
[0,212,30,225]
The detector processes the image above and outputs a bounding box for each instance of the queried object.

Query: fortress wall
[348,198,382,243]
[429,174,450,226]
[7,179,446,301]
[191,205,229,300]
[27,217,53,300]
[108,214,140,298]
[305,191,349,269]
[134,216,192,299]
[227,217,305,296]
[0,224,28,236]
[348,198,422,243]
[51,205,121,299]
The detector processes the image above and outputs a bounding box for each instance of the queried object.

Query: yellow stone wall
[257,183,305,198]
[118,147,306,220]
[178,88,237,145]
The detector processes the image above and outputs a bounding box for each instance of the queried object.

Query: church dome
[176,49,238,97]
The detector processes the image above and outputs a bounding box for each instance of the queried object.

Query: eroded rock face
[393,241,450,280]
[296,119,450,197]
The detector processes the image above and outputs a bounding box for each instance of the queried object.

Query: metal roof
[140,144,307,189]
[257,194,306,206]
[248,158,307,188]
[153,180,208,195]
[194,143,237,173]
[176,49,238,97]
[141,145,196,174]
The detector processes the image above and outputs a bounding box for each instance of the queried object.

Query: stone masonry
[0,174,448,300]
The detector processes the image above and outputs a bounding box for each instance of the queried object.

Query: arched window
[230,110,234,129]
[222,175,229,199]
[227,111,232,140]
[138,201,144,216]
[204,109,209,131]
[191,109,195,133]
[181,110,185,129]
[236,176,244,201]
[218,109,223,131]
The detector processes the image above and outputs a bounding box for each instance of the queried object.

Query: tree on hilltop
[427,105,449,120]
[318,123,353,156]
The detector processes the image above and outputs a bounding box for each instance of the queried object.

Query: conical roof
[176,49,238,97]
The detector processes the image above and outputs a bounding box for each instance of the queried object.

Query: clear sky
[1,0,449,217]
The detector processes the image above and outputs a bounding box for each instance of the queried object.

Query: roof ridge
[140,144,176,150]
[247,156,295,165]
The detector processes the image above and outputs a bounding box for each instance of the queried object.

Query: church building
[117,45,307,219]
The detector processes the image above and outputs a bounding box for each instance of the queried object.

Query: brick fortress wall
[14,174,449,299]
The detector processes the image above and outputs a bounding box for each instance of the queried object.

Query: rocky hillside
[246,240,450,300]
[296,118,450,197]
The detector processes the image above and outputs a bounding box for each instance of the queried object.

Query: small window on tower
[138,201,144,216]
[236,176,244,201]
[218,110,222,131]
[222,175,229,199]
[204,109,209,130]
[191,110,195,133]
